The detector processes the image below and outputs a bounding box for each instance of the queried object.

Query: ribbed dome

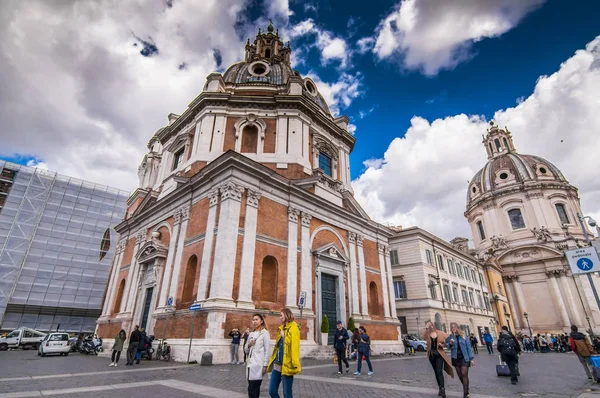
[223,61,293,85]
[467,153,568,206]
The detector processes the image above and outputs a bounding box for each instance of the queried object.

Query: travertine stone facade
[97,23,401,363]
[465,122,600,335]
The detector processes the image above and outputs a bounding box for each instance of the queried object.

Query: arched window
[555,203,570,224]
[425,249,433,266]
[113,279,126,314]
[476,220,486,240]
[182,255,198,304]
[434,313,443,331]
[265,48,271,58]
[261,256,278,302]
[437,254,445,271]
[508,208,526,229]
[241,125,258,153]
[369,282,380,316]
[318,152,332,176]
[503,137,509,149]
[488,143,494,154]
[494,138,501,151]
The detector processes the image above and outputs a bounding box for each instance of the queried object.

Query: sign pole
[187,311,196,364]
[576,213,600,312]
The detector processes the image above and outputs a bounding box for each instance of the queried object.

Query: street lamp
[576,213,600,317]
[523,312,533,337]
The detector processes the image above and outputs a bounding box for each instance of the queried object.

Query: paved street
[0,349,598,397]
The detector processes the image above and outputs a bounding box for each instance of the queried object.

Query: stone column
[166,205,190,308]
[237,189,261,307]
[384,246,396,319]
[547,270,571,328]
[357,235,370,319]
[207,182,243,304]
[157,218,182,309]
[300,212,313,312]
[102,241,125,316]
[503,276,522,329]
[560,272,583,326]
[197,189,219,301]
[286,207,300,308]
[121,229,146,314]
[377,243,391,319]
[512,277,529,327]
[348,233,360,318]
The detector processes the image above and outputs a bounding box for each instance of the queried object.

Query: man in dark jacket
[334,321,350,374]
[126,325,140,366]
[135,328,147,364]
[569,325,594,380]
[497,326,521,384]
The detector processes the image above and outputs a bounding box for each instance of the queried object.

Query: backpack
[499,334,517,357]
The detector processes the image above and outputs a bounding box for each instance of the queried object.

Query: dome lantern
[482,121,516,159]
[244,21,291,66]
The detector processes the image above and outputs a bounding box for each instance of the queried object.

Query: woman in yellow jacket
[267,308,301,398]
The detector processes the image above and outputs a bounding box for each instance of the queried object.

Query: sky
[1,0,600,241]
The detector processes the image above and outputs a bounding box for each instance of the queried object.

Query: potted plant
[321,315,329,345]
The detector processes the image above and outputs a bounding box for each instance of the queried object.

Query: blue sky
[1,0,599,239]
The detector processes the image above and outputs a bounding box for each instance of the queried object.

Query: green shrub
[347,317,356,332]
[321,314,329,333]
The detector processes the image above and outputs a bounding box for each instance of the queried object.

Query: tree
[347,317,356,332]
[321,314,329,333]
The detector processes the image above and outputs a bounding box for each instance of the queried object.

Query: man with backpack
[569,325,595,380]
[497,326,521,385]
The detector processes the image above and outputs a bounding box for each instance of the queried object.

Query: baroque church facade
[465,122,600,335]
[96,24,402,362]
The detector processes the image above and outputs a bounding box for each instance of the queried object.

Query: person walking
[447,323,475,398]
[497,326,521,385]
[245,314,270,398]
[483,330,494,354]
[354,326,373,376]
[540,334,548,353]
[351,328,360,360]
[126,325,140,366]
[268,308,301,398]
[109,329,126,367]
[242,327,250,364]
[423,320,454,398]
[469,333,478,355]
[135,327,147,364]
[230,328,242,364]
[569,325,595,380]
[333,321,350,374]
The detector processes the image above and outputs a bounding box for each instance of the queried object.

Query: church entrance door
[321,274,337,345]
[140,287,154,331]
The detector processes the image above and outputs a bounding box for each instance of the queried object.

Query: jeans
[505,356,519,382]
[111,350,121,363]
[336,348,349,372]
[578,356,593,379]
[269,369,293,398]
[231,343,240,363]
[357,353,373,373]
[248,379,262,398]
[486,342,494,354]
[429,352,445,388]
[126,342,138,364]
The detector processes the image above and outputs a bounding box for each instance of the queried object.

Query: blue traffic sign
[189,303,202,311]
[167,297,173,306]
[577,257,594,271]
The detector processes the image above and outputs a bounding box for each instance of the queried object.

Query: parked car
[38,333,70,357]
[0,327,46,351]
[405,334,428,352]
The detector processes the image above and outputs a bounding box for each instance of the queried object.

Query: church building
[465,122,600,335]
[96,23,402,362]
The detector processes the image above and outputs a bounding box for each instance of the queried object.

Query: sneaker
[231,361,236,365]
[346,368,350,374]
[114,364,117,367]
[368,371,374,376]
[354,371,361,375]
[337,371,342,375]
[511,380,517,385]
[109,363,114,367]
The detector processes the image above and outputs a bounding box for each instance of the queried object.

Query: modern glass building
[0,161,129,333]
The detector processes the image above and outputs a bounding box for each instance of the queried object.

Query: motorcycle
[79,339,96,355]
[155,338,171,361]
[92,337,103,354]
[135,335,155,363]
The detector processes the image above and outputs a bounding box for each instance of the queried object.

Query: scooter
[155,338,171,361]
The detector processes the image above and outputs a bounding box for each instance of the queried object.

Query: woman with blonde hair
[245,313,270,398]
[422,320,453,398]
[446,322,475,398]
[268,308,301,398]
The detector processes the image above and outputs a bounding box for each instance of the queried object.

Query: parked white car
[38,333,70,356]
[0,327,46,351]
[405,334,428,352]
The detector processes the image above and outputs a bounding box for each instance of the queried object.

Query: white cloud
[306,72,364,116]
[0,0,249,191]
[353,35,600,240]
[288,19,351,68]
[356,37,375,54]
[372,0,545,75]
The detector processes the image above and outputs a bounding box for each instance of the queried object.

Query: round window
[252,64,266,75]
[499,172,509,180]
[539,167,547,174]
[305,80,317,95]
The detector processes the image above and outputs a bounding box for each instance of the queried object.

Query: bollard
[200,351,213,366]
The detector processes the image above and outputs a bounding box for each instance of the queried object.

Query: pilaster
[546,270,571,329]
[348,232,360,318]
[122,229,146,314]
[237,189,261,308]
[157,219,181,309]
[101,240,125,316]
[357,234,370,319]
[286,207,300,308]
[197,189,219,301]
[384,246,396,320]
[300,211,313,312]
[560,273,583,326]
[377,243,391,319]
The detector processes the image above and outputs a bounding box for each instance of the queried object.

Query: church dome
[223,60,293,85]
[466,123,568,208]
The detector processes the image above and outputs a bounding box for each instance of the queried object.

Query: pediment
[136,240,169,263]
[131,191,159,218]
[313,243,348,263]
[497,244,563,264]
[341,191,370,219]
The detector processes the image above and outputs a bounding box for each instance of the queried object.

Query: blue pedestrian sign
[167,297,173,307]
[189,303,202,311]
[566,248,600,274]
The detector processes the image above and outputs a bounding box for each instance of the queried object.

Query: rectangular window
[476,220,486,240]
[555,203,570,224]
[172,148,185,171]
[469,291,475,307]
[477,293,484,308]
[393,280,407,299]
[471,269,477,282]
[425,249,433,266]
[465,267,471,281]
[443,284,451,301]
[461,289,469,305]
[448,259,455,274]
[508,208,526,229]
[479,273,486,287]
[452,285,459,302]
[390,250,399,266]
[483,293,491,311]
[318,152,332,177]
[437,254,445,271]
[429,280,437,300]
[457,264,464,278]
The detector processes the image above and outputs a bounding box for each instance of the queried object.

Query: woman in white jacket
[245,313,270,398]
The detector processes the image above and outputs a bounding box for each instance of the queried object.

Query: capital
[348,232,356,244]
[356,234,364,247]
[288,206,300,222]
[246,189,262,208]
[135,229,147,244]
[208,188,220,207]
[301,211,312,227]
[219,182,244,202]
